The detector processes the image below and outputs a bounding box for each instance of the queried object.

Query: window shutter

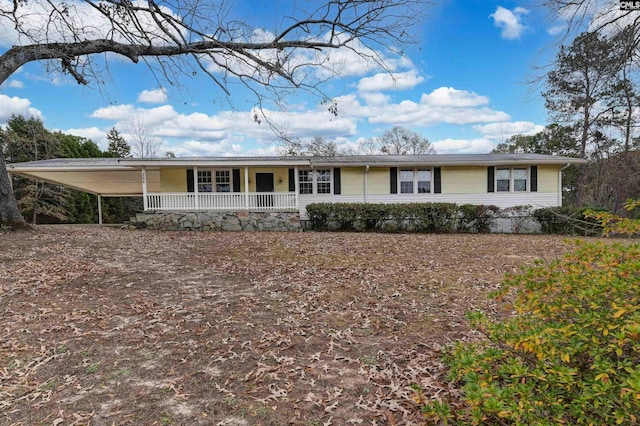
[390,167,398,194]
[434,167,442,194]
[530,166,538,192]
[333,168,341,195]
[232,169,241,192]
[288,168,295,192]
[187,169,194,192]
[487,166,495,193]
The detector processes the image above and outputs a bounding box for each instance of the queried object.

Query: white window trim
[398,168,432,195]
[214,168,233,193]
[299,168,333,195]
[198,168,234,193]
[496,166,529,193]
[197,169,213,193]
[315,168,332,195]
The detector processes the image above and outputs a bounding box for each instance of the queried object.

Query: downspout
[559,163,571,206]
[364,165,369,203]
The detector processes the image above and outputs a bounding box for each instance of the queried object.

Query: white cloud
[339,87,510,126]
[490,6,529,40]
[0,94,42,123]
[170,140,244,157]
[357,70,425,92]
[62,126,109,149]
[138,88,168,104]
[86,101,358,154]
[3,80,24,89]
[547,24,566,36]
[474,121,545,140]
[432,138,495,154]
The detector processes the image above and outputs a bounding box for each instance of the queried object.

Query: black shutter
[333,168,341,195]
[434,167,442,194]
[187,169,194,192]
[288,168,295,192]
[390,167,398,194]
[487,166,495,193]
[232,169,241,192]
[530,166,538,192]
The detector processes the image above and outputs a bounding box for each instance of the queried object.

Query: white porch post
[194,166,199,210]
[141,168,148,211]
[244,166,249,210]
[97,195,103,225]
[294,166,299,210]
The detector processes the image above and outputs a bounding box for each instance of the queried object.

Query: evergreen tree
[106,128,131,158]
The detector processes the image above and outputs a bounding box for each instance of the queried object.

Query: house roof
[120,153,587,168]
[8,154,587,172]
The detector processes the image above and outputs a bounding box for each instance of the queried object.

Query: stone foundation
[133,211,302,231]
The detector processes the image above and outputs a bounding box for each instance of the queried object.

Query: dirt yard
[0,226,582,425]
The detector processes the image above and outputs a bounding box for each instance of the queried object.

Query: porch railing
[145,192,297,211]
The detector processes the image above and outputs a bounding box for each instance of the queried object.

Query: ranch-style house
[7,154,586,229]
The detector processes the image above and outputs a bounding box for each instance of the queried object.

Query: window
[299,169,332,194]
[197,170,212,192]
[496,167,528,192]
[400,169,414,193]
[398,168,431,194]
[299,170,313,194]
[215,170,231,192]
[514,168,527,192]
[417,169,431,193]
[316,169,331,194]
[496,168,510,192]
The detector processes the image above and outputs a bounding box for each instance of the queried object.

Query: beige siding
[341,167,365,195]
[161,169,187,192]
[441,166,486,194]
[367,167,390,195]
[22,170,145,195]
[537,165,559,193]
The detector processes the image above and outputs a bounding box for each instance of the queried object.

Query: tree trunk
[0,146,28,229]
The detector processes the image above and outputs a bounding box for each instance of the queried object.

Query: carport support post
[97,195,103,225]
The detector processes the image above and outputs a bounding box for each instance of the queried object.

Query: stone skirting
[133,211,302,231]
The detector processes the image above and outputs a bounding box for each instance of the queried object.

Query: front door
[255,172,274,207]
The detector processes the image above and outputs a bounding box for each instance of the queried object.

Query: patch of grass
[360,355,377,366]
[85,363,100,374]
[161,412,173,425]
[39,378,59,391]
[106,368,132,380]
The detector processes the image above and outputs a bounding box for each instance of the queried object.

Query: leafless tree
[377,126,435,155]
[0,0,430,227]
[542,0,640,58]
[126,117,162,159]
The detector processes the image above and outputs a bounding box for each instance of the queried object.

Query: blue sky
[0,0,571,156]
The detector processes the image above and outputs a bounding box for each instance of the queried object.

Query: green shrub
[533,206,604,236]
[306,203,331,230]
[423,239,640,425]
[458,204,499,233]
[305,202,465,233]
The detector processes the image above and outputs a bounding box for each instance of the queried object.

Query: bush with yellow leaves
[423,201,640,425]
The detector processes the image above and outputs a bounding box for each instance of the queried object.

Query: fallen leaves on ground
[0,226,586,425]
